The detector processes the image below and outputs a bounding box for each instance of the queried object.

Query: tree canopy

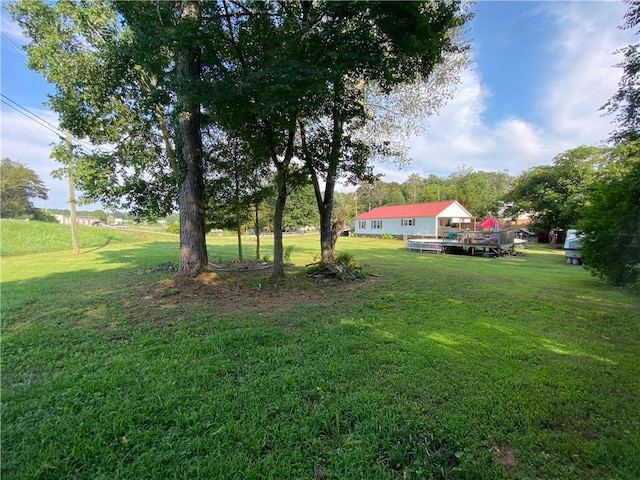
[583,0,640,289]
[355,168,511,220]
[10,0,470,274]
[0,158,49,218]
[504,146,609,240]
[601,0,640,144]
[578,141,640,290]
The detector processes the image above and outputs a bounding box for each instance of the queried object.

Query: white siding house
[352,200,474,238]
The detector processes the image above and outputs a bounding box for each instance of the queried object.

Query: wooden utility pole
[67,131,80,254]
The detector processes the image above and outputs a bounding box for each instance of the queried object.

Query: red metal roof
[354,200,459,220]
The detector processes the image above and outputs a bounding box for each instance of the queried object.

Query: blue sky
[1,1,636,209]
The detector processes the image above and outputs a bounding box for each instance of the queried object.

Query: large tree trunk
[176,0,208,273]
[318,190,334,263]
[302,101,344,264]
[271,169,287,278]
[269,125,296,279]
[254,203,261,260]
[235,202,243,260]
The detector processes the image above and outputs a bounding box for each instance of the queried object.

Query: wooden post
[67,131,80,255]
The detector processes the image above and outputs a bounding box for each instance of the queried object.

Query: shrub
[334,250,357,268]
[284,245,294,263]
[166,222,179,234]
[381,233,395,240]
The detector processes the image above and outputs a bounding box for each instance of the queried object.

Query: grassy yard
[2,227,639,479]
[0,219,141,256]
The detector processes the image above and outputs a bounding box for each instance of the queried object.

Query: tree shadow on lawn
[3,243,640,479]
[1,241,365,331]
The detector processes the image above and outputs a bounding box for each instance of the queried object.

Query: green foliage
[283,245,294,263]
[8,0,181,216]
[333,250,358,268]
[31,208,57,223]
[448,167,512,218]
[166,222,179,235]
[381,233,395,240]
[505,146,610,237]
[0,158,49,218]
[355,169,512,220]
[2,236,639,478]
[601,0,639,144]
[579,142,640,290]
[281,185,320,230]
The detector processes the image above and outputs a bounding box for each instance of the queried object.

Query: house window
[358,220,366,229]
[371,220,382,229]
[401,218,415,226]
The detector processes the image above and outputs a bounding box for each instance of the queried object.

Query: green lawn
[0,219,141,256]
[2,229,639,479]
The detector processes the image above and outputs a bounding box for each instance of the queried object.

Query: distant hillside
[0,219,139,256]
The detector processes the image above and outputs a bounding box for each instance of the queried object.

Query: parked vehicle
[564,229,583,265]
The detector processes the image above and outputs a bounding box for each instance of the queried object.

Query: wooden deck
[406,231,522,257]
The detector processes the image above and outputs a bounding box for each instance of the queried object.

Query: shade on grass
[2,233,639,479]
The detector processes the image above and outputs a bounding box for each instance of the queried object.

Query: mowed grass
[2,228,639,479]
[0,219,141,256]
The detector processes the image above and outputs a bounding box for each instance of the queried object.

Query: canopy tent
[477,217,504,230]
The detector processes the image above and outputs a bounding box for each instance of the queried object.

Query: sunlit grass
[0,219,140,256]
[2,232,639,479]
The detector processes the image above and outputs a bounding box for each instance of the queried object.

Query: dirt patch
[124,268,364,321]
[491,442,518,474]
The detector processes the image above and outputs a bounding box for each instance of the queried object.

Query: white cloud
[0,108,72,208]
[541,2,628,144]
[375,1,634,185]
[495,118,543,157]
[1,10,27,43]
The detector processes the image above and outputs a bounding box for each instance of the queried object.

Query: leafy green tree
[449,167,512,219]
[579,142,640,289]
[601,0,639,144]
[401,173,426,203]
[282,185,320,231]
[205,0,314,277]
[296,1,470,263]
[384,182,407,206]
[356,179,386,211]
[505,146,608,241]
[0,158,49,218]
[580,1,640,289]
[10,0,215,273]
[421,174,454,202]
[332,191,355,224]
[206,135,272,260]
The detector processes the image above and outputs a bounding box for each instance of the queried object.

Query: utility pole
[67,131,80,254]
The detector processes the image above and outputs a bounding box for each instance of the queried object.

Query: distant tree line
[10,0,470,276]
[8,0,637,290]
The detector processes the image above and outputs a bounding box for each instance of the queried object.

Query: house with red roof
[352,200,474,238]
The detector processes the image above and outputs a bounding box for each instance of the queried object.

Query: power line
[1,97,65,139]
[1,93,62,134]
[1,32,28,59]
[0,93,93,151]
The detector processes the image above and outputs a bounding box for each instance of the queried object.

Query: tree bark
[254,203,261,260]
[269,124,296,279]
[176,0,208,273]
[235,201,243,260]
[301,89,344,264]
[318,184,335,263]
[271,168,287,278]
